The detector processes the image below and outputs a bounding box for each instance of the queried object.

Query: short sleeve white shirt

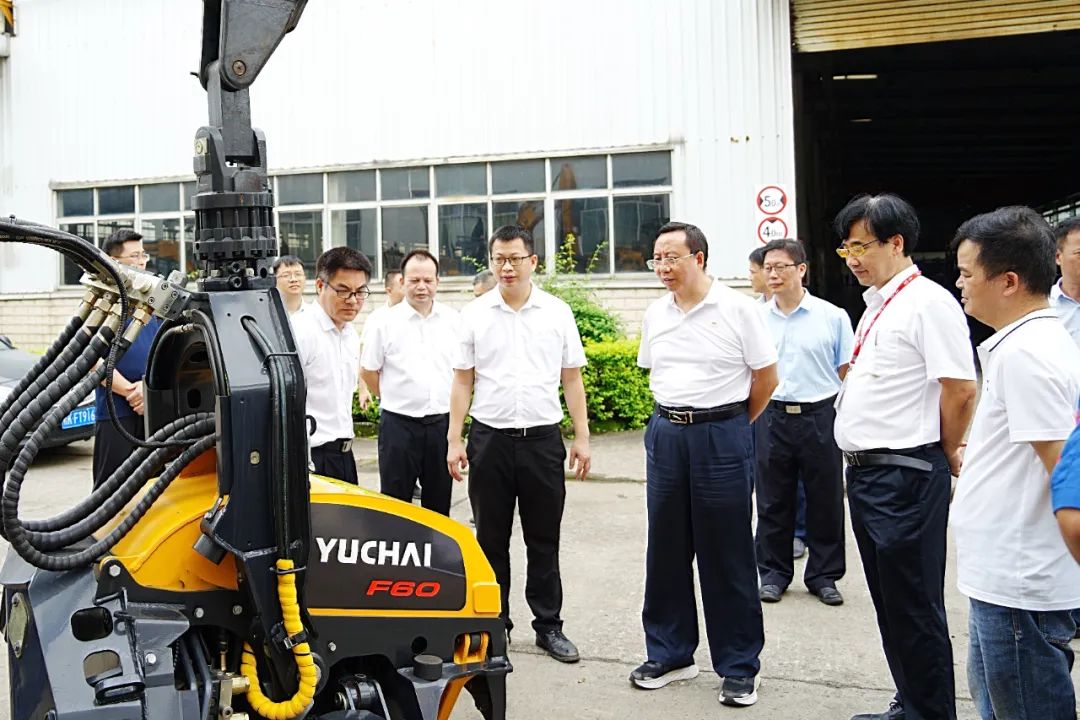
[291,301,360,447]
[951,310,1080,611]
[834,265,976,451]
[360,301,459,417]
[360,302,392,346]
[453,284,586,428]
[638,280,777,408]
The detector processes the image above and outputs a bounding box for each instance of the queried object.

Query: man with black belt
[834,194,977,720]
[631,221,778,708]
[755,238,853,607]
[447,225,591,664]
[293,246,374,484]
[361,249,458,515]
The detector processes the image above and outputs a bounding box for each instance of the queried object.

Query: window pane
[438,203,487,277]
[60,223,94,285]
[555,197,608,272]
[183,182,196,210]
[612,152,672,188]
[381,168,429,200]
[614,194,670,272]
[97,219,135,244]
[140,183,180,213]
[58,189,93,217]
[551,156,606,191]
[435,164,485,197]
[330,209,378,270]
[493,199,545,264]
[278,211,323,274]
[141,218,182,277]
[97,186,135,215]
[492,160,545,195]
[328,171,376,203]
[277,174,323,205]
[381,206,428,275]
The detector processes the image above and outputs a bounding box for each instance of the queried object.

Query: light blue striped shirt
[1051,280,1080,348]
[763,289,855,403]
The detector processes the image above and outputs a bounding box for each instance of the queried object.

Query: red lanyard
[850,271,921,365]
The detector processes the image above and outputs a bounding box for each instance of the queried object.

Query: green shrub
[577,338,653,431]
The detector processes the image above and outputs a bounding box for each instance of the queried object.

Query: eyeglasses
[490,255,532,268]
[119,252,150,261]
[328,284,371,301]
[762,263,798,274]
[646,254,695,270]
[835,239,885,259]
[277,272,305,281]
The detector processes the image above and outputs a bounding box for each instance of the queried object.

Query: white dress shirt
[1050,280,1080,347]
[453,283,586,428]
[638,280,777,408]
[360,300,459,417]
[952,309,1080,610]
[834,264,976,452]
[360,301,393,345]
[291,301,360,447]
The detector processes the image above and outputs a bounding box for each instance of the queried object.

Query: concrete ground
[1,432,1078,719]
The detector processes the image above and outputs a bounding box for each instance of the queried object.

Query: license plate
[61,405,96,430]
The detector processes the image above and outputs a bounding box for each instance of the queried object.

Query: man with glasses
[92,229,162,487]
[834,194,977,720]
[632,222,778,708]
[361,250,458,515]
[447,225,591,664]
[292,246,374,484]
[754,238,853,607]
[272,255,307,316]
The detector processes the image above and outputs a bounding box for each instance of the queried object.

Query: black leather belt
[383,409,448,425]
[843,443,938,472]
[768,396,836,414]
[316,438,354,453]
[657,401,748,425]
[478,421,560,438]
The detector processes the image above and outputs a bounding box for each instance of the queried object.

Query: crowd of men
[90,191,1080,718]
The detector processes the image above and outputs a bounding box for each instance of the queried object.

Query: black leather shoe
[851,698,904,720]
[759,584,783,603]
[535,629,580,663]
[815,586,844,606]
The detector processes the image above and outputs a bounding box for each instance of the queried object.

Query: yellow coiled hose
[239,559,318,719]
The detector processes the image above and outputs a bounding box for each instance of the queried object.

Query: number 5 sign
[754,184,796,245]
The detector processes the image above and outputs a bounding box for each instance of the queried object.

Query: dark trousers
[377,410,452,515]
[467,421,566,634]
[847,444,955,720]
[311,440,358,485]
[755,403,845,591]
[92,415,144,489]
[642,411,763,679]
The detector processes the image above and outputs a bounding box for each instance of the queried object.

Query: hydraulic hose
[240,559,317,720]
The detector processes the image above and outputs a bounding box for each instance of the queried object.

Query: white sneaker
[629,661,700,690]
[719,674,760,706]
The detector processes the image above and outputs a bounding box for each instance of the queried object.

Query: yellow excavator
[0,2,509,718]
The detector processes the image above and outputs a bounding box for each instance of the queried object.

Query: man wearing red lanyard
[833,194,977,720]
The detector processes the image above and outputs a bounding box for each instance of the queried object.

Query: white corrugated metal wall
[0,0,795,290]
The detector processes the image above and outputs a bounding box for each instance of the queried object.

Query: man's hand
[447,438,468,482]
[125,381,145,416]
[568,436,591,480]
[947,443,966,477]
[357,382,372,410]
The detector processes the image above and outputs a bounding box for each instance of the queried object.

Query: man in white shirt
[447,225,591,664]
[1051,217,1080,345]
[358,269,404,411]
[292,247,373,484]
[361,250,458,515]
[631,222,779,708]
[834,194,977,720]
[950,206,1080,720]
[272,254,307,316]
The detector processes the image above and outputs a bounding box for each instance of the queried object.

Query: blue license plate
[61,405,96,430]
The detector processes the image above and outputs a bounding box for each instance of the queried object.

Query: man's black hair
[103,228,143,258]
[748,246,767,267]
[951,206,1056,296]
[655,221,709,266]
[272,254,303,272]
[488,225,534,256]
[762,238,806,266]
[384,268,403,285]
[400,249,440,276]
[833,193,921,256]
[473,269,495,286]
[1052,216,1080,249]
[315,246,373,283]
